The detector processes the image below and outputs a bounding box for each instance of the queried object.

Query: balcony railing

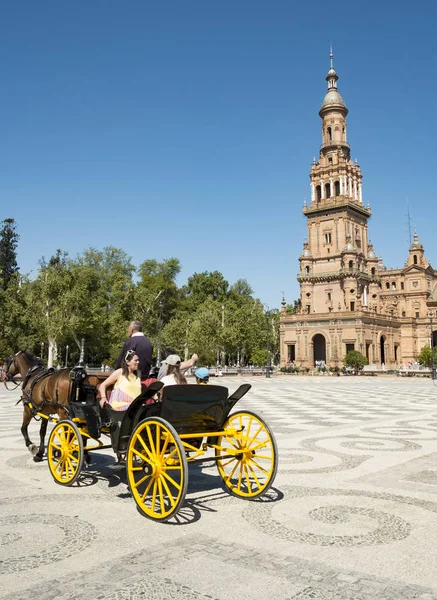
[319,141,350,152]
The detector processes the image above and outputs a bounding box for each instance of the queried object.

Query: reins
[0,367,22,391]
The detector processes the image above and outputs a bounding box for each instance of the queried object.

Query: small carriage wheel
[47,420,84,486]
[127,417,188,522]
[215,410,278,499]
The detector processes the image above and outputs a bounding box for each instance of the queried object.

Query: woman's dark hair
[122,350,140,380]
[166,364,187,385]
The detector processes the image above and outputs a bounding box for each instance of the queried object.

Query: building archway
[313,334,326,365]
[380,335,386,365]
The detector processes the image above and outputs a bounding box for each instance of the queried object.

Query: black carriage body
[68,381,101,439]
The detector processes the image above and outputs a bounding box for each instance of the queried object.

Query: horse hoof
[28,444,38,455]
[33,454,43,463]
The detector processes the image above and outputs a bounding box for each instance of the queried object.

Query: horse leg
[21,405,38,455]
[33,418,48,462]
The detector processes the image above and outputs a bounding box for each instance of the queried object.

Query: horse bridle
[1,356,22,391]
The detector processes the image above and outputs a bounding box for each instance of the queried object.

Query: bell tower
[299,49,375,315]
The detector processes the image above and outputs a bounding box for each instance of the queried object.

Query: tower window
[334,181,340,196]
[327,292,332,301]
[324,233,332,244]
[386,282,390,289]
[328,157,332,164]
[327,127,332,141]
[415,311,419,318]
[371,267,376,276]
[350,302,355,312]
[414,255,418,265]
[306,305,311,314]
[316,185,321,201]
[348,260,353,270]
[325,183,331,197]
[305,266,310,275]
[392,282,396,290]
[401,282,404,289]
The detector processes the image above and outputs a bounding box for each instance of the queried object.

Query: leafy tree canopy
[0,218,19,290]
[344,350,368,372]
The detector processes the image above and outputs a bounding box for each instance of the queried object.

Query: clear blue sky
[2,1,436,308]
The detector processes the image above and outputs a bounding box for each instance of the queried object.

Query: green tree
[182,271,229,311]
[286,298,301,315]
[134,258,181,348]
[0,218,19,291]
[344,350,368,373]
[417,345,437,368]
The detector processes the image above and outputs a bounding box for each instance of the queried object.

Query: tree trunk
[47,339,57,368]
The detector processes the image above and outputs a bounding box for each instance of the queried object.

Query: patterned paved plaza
[1,375,437,599]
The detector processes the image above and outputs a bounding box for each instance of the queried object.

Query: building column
[353,179,358,200]
[311,182,315,202]
[339,176,343,195]
[363,285,368,306]
[358,183,363,203]
[329,178,334,197]
[321,181,325,199]
[349,176,353,197]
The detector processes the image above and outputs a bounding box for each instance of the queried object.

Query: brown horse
[2,351,108,461]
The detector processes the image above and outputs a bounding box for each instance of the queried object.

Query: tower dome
[319,48,348,117]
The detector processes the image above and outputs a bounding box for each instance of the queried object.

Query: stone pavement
[1,376,437,599]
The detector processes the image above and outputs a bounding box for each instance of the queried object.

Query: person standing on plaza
[116,320,153,383]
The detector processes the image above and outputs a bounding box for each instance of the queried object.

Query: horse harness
[8,359,71,418]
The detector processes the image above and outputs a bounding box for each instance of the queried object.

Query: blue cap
[195,367,209,380]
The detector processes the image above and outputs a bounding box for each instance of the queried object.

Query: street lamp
[65,345,69,368]
[265,313,270,378]
[156,300,164,367]
[427,311,436,380]
[40,342,44,360]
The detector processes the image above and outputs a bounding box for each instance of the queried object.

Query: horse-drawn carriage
[3,352,278,522]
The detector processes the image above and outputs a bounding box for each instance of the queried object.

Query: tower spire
[330,43,334,70]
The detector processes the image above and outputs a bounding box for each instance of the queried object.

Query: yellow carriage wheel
[47,420,84,486]
[127,417,188,522]
[215,410,278,498]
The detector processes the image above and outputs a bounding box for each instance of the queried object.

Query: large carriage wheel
[47,420,84,486]
[127,417,188,522]
[215,410,277,498]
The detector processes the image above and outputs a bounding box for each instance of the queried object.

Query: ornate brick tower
[300,48,375,318]
[280,51,437,370]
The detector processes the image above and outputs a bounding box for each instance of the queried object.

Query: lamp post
[40,342,44,360]
[265,313,270,378]
[65,345,69,368]
[427,311,436,380]
[184,319,190,361]
[156,300,164,367]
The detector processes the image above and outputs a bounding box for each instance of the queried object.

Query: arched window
[334,180,340,196]
[348,260,353,270]
[316,185,321,201]
[413,255,418,265]
[371,267,376,276]
[327,127,332,142]
[305,266,310,275]
[325,183,331,197]
[392,282,396,290]
[386,282,390,289]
